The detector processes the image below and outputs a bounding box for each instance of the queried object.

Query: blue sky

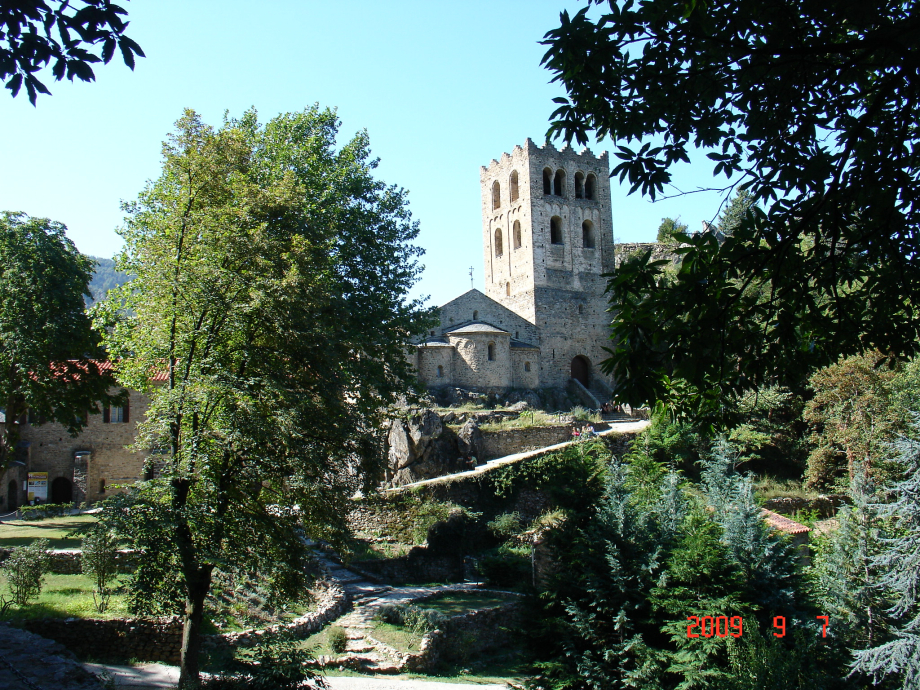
[0,0,726,307]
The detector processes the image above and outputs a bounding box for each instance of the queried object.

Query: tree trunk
[178,565,213,689]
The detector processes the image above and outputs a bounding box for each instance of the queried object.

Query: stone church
[413,139,616,404]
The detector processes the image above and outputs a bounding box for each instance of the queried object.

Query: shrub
[1,538,51,611]
[202,629,317,690]
[487,511,523,540]
[81,528,119,613]
[17,503,71,521]
[373,603,403,625]
[570,406,601,422]
[327,626,348,654]
[401,605,448,634]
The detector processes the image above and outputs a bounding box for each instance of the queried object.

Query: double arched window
[492,180,501,210]
[543,168,553,196]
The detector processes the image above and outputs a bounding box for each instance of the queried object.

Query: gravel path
[323,678,508,689]
[0,624,103,690]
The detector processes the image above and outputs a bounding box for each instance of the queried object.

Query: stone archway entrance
[7,480,17,511]
[51,477,73,504]
[571,355,590,387]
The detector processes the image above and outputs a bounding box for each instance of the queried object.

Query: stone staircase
[312,550,484,674]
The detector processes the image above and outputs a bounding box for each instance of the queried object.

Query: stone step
[345,642,374,654]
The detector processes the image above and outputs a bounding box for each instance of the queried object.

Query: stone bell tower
[479,139,615,390]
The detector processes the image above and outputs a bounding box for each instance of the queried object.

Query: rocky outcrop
[387,411,470,486]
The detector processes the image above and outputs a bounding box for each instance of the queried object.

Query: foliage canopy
[0,212,121,470]
[96,106,431,686]
[542,0,920,418]
[1,0,144,104]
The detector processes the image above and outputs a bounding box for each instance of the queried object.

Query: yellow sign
[27,472,48,502]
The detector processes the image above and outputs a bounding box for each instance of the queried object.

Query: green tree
[656,217,687,245]
[716,190,754,239]
[81,527,118,613]
[1,538,50,611]
[1,0,144,104]
[96,106,431,687]
[804,352,906,490]
[542,0,920,416]
[0,211,122,470]
[851,434,920,688]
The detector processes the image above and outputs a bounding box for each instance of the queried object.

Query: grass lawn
[0,515,97,549]
[370,621,424,653]
[0,572,130,620]
[418,591,514,617]
[348,539,412,562]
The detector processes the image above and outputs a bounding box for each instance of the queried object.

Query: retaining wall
[18,580,348,664]
[0,549,136,575]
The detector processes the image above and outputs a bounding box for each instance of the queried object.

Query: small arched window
[510,170,519,202]
[586,174,597,201]
[492,180,501,210]
[554,169,565,197]
[473,310,478,320]
[99,478,106,494]
[550,216,563,245]
[495,228,503,257]
[513,220,522,249]
[574,172,585,199]
[487,342,496,361]
[578,304,584,315]
[524,361,531,372]
[505,282,511,296]
[437,365,444,378]
[543,168,552,195]
[582,220,596,248]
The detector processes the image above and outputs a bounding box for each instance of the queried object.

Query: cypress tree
[851,433,920,688]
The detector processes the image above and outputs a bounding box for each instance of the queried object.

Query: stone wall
[0,549,136,574]
[22,616,184,664]
[401,601,522,671]
[479,424,578,460]
[19,580,349,664]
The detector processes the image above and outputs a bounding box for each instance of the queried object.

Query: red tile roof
[761,509,811,535]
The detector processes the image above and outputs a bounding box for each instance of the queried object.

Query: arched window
[554,169,565,197]
[513,220,522,249]
[492,180,501,210]
[586,174,597,201]
[473,310,478,320]
[510,170,519,202]
[99,478,106,494]
[582,220,596,248]
[543,168,552,195]
[550,216,563,245]
[578,304,584,315]
[494,228,503,257]
[437,365,444,378]
[524,361,531,372]
[487,342,496,361]
[574,172,585,199]
[505,282,511,296]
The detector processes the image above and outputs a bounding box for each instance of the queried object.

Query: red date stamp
[687,615,830,638]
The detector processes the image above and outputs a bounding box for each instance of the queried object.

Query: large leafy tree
[1,0,144,104]
[96,107,431,687]
[0,211,120,470]
[542,0,920,418]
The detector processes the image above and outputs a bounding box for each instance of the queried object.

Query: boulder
[456,419,482,461]
[407,409,442,453]
[387,420,414,470]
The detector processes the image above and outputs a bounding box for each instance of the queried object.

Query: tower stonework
[479,139,615,389]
